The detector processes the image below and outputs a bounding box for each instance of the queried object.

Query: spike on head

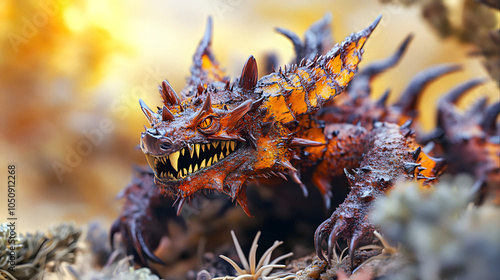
[222,100,253,129]
[138,15,394,221]
[162,105,175,122]
[239,55,258,91]
[161,80,180,106]
[197,83,205,96]
[201,92,213,113]
[139,99,159,126]
[192,93,213,124]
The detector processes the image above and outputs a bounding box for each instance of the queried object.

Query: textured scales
[139,16,381,217]
[112,15,500,269]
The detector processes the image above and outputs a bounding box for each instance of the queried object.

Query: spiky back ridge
[138,16,382,216]
[258,16,381,124]
[153,15,381,126]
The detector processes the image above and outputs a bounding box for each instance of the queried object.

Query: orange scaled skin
[112,14,499,269]
[134,16,441,265]
[138,16,382,217]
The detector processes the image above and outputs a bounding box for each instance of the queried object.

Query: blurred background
[0,0,498,234]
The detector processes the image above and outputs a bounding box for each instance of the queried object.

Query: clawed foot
[110,167,183,266]
[110,213,166,265]
[314,197,376,269]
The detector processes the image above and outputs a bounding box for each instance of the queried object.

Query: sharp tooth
[181,149,185,156]
[154,160,160,175]
[213,141,219,149]
[183,168,187,176]
[193,164,198,172]
[207,157,212,167]
[169,151,180,171]
[220,152,224,159]
[200,159,206,169]
[188,165,192,174]
[145,155,155,171]
[226,149,230,156]
[221,141,226,150]
[189,144,194,158]
[177,170,182,179]
[230,141,236,151]
[207,144,211,150]
[201,144,205,152]
[195,144,200,158]
[213,154,218,163]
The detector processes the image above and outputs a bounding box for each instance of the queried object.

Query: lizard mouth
[145,140,240,181]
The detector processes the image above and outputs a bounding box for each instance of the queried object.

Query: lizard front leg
[314,122,442,268]
[298,122,367,209]
[110,167,185,266]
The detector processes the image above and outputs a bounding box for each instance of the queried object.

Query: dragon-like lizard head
[139,16,380,215]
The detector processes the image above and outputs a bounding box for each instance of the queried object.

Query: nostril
[159,143,171,151]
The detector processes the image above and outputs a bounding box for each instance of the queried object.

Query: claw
[394,64,462,112]
[314,219,330,261]
[137,229,166,265]
[128,220,165,265]
[176,197,186,216]
[327,219,347,264]
[129,221,146,265]
[348,230,362,270]
[109,219,120,251]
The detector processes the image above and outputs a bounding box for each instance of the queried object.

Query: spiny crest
[239,55,258,91]
[258,15,382,124]
[191,92,213,125]
[162,105,175,122]
[139,99,159,126]
[160,80,180,106]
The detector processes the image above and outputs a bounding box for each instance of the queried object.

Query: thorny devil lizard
[111,15,500,270]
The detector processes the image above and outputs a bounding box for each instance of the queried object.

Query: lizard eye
[199,117,213,129]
